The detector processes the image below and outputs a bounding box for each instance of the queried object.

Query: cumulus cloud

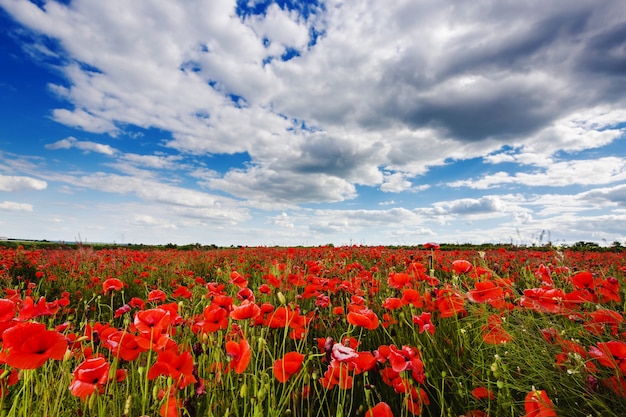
[0,175,47,191]
[2,0,625,206]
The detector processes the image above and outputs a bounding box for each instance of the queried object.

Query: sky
[1,0,626,247]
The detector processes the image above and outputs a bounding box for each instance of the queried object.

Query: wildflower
[230,300,261,321]
[1,321,67,369]
[471,386,495,400]
[412,312,435,335]
[388,272,412,290]
[101,329,146,361]
[589,340,626,373]
[346,305,379,330]
[225,337,251,374]
[102,278,124,294]
[69,357,111,400]
[366,401,393,417]
[273,351,305,383]
[148,349,197,388]
[524,389,557,417]
[452,260,473,274]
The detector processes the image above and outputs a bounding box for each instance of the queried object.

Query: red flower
[435,287,466,318]
[388,272,412,290]
[401,289,423,307]
[467,281,503,303]
[481,314,513,345]
[193,304,229,333]
[452,260,473,274]
[69,357,111,400]
[585,310,624,336]
[273,351,305,383]
[225,337,251,374]
[346,306,379,330]
[589,340,626,373]
[1,322,67,369]
[471,386,495,400]
[102,278,124,294]
[148,349,197,388]
[524,389,557,417]
[101,329,147,361]
[412,312,435,335]
[148,289,167,303]
[230,300,261,321]
[366,401,393,417]
[319,361,353,389]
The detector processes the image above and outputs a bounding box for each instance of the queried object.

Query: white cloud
[0,201,34,211]
[0,175,47,191]
[46,136,117,155]
[449,157,626,189]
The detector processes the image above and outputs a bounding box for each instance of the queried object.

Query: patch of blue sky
[236,0,322,19]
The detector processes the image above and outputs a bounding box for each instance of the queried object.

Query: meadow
[0,243,625,416]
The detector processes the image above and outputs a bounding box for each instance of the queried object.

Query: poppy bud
[277,292,286,305]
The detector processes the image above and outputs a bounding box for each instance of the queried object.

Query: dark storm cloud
[376,1,625,142]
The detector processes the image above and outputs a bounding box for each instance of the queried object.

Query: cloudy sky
[1,0,626,246]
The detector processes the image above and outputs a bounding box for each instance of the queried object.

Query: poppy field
[0,243,625,416]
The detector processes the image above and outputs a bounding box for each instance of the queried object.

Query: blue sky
[1,0,626,246]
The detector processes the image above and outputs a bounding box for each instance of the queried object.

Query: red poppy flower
[230,300,261,321]
[585,310,624,336]
[406,386,430,416]
[102,278,124,294]
[452,260,473,274]
[319,360,353,389]
[346,306,379,330]
[435,287,466,318]
[0,299,16,322]
[148,349,197,388]
[225,338,251,374]
[471,386,495,400]
[412,312,435,335]
[133,308,172,337]
[589,340,626,373]
[382,297,403,310]
[172,285,192,299]
[148,289,167,303]
[519,288,566,314]
[401,289,423,308]
[193,304,229,333]
[273,351,305,383]
[388,272,412,290]
[366,401,393,417]
[524,389,557,417]
[481,314,513,345]
[467,281,503,303]
[69,357,111,400]
[230,271,248,288]
[1,322,67,369]
[101,329,147,361]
